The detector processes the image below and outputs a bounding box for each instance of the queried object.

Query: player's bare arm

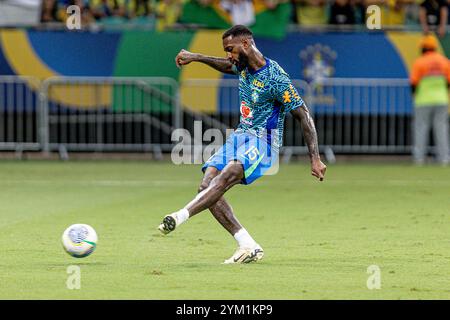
[291,103,327,181]
[175,49,235,74]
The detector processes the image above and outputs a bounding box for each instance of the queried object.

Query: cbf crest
[300,44,337,89]
[300,44,337,105]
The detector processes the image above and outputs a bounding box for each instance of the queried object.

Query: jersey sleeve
[271,73,304,112]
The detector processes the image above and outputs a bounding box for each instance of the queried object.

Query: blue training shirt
[232,57,304,151]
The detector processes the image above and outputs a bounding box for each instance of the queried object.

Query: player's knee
[222,163,244,183]
[209,176,227,194]
[211,168,241,192]
[198,168,219,193]
[198,181,210,193]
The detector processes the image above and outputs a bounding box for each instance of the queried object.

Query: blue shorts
[201,131,279,185]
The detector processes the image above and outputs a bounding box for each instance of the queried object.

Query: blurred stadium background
[0,0,449,162]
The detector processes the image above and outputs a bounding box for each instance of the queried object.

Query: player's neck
[247,49,266,73]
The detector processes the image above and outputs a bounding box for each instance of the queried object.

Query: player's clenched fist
[175,49,197,68]
[311,159,327,181]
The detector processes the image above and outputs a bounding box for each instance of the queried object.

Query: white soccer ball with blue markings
[62,224,98,258]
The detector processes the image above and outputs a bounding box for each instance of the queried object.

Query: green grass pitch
[0,160,449,299]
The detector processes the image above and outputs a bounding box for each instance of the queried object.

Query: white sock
[174,208,190,225]
[233,228,257,249]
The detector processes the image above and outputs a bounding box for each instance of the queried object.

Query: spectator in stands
[448,0,450,25]
[386,0,409,25]
[410,35,450,165]
[197,0,214,6]
[264,0,280,9]
[290,0,300,23]
[351,0,367,24]
[419,0,447,37]
[41,0,60,22]
[128,0,154,17]
[220,0,256,26]
[155,0,183,30]
[328,0,356,25]
[404,0,421,25]
[295,0,327,25]
[91,0,128,20]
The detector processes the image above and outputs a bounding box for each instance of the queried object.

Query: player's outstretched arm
[290,103,327,181]
[175,49,236,75]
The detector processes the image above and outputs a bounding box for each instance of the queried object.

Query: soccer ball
[62,224,98,258]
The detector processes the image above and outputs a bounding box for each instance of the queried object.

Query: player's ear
[241,38,250,49]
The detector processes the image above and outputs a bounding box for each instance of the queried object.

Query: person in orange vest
[410,35,450,165]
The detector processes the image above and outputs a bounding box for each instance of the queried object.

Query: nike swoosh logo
[233,253,246,263]
[244,153,265,178]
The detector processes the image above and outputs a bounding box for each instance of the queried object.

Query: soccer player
[158,25,327,264]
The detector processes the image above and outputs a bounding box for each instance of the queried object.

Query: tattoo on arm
[291,103,320,161]
[196,55,235,75]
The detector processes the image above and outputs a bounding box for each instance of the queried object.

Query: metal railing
[40,77,180,154]
[0,75,440,159]
[0,76,41,153]
[308,78,413,153]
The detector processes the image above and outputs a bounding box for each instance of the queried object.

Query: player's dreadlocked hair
[222,25,253,40]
